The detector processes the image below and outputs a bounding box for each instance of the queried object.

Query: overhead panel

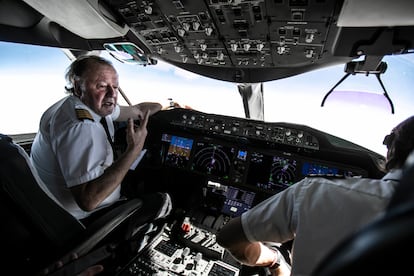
[103,0,343,69]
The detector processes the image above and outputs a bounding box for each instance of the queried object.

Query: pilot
[217,116,414,276]
[31,55,171,224]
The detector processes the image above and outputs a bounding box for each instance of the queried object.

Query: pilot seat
[0,133,169,275]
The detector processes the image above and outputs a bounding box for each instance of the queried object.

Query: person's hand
[268,261,291,276]
[77,264,104,276]
[267,248,291,276]
[40,252,104,276]
[137,102,162,117]
[125,111,149,155]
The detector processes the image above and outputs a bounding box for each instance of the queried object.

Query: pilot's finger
[139,111,150,129]
[127,118,134,133]
[136,108,144,121]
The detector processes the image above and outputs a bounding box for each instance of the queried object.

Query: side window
[0,42,71,135]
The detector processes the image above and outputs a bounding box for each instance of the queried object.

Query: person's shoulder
[74,108,94,122]
[297,176,365,192]
[305,176,394,197]
[52,97,98,131]
[65,96,98,123]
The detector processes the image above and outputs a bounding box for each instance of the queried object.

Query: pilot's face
[78,64,119,117]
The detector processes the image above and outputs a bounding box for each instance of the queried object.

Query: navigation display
[246,152,298,193]
[190,141,236,180]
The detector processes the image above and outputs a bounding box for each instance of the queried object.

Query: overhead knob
[144,6,152,14]
[183,22,190,31]
[205,27,213,36]
[305,49,314,58]
[174,45,182,53]
[193,21,200,30]
[231,43,238,52]
[305,33,315,43]
[178,29,185,37]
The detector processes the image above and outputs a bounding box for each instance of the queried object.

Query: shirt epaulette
[75,108,94,121]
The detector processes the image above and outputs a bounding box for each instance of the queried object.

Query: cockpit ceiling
[3,0,414,83]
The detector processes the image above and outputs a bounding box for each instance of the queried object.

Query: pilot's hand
[268,262,291,276]
[136,102,162,117]
[125,111,149,155]
[40,253,104,276]
[267,249,291,276]
[77,265,104,276]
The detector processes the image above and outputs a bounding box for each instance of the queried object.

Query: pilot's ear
[73,80,82,97]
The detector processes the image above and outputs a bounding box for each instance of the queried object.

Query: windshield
[1,41,413,157]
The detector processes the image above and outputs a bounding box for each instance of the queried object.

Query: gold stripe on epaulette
[75,108,94,121]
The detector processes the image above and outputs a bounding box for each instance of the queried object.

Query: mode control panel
[171,111,319,150]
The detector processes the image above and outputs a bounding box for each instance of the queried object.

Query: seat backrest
[0,134,86,273]
[311,150,414,276]
[0,134,165,275]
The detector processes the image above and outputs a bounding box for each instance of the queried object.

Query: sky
[1,41,414,156]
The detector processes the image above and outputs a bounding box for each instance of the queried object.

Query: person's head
[383,116,414,171]
[65,55,119,117]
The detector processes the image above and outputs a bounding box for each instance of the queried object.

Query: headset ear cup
[383,133,395,148]
[386,116,414,171]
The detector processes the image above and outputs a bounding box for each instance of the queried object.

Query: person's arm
[217,216,276,266]
[71,112,150,211]
[116,102,162,122]
[217,216,290,276]
[40,252,104,276]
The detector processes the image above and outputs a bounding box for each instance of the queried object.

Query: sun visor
[337,0,414,27]
[22,0,128,39]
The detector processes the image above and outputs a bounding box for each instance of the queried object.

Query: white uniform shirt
[241,170,401,276]
[31,95,121,219]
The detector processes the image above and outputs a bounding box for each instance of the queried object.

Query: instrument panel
[161,133,367,184]
[139,108,385,218]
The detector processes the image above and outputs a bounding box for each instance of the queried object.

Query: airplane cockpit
[1,0,414,275]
